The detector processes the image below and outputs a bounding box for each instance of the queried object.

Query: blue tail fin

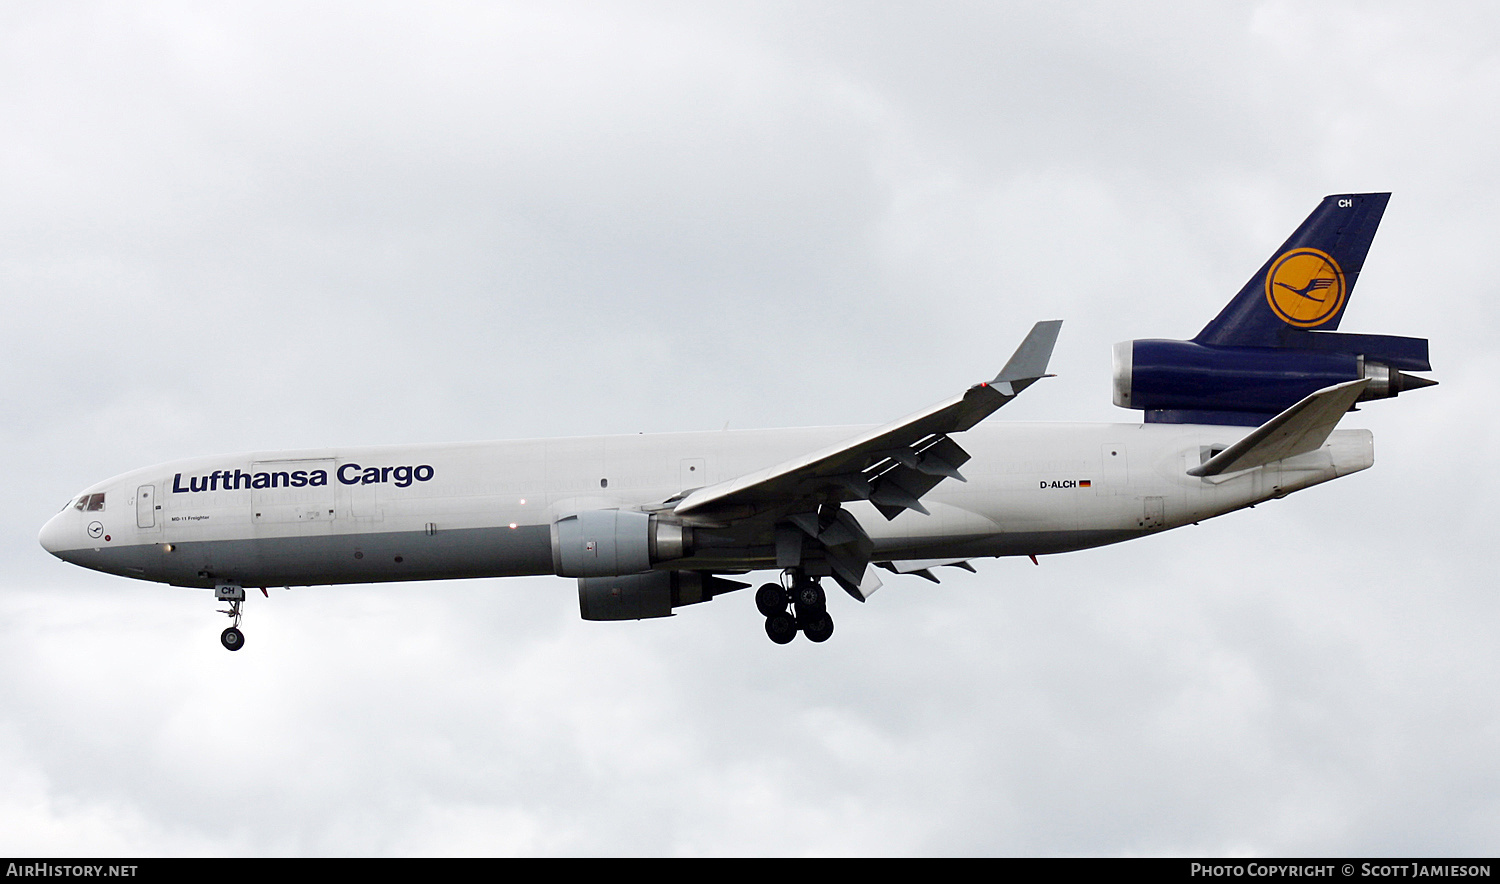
[1194,193,1389,347]
[1113,192,1434,426]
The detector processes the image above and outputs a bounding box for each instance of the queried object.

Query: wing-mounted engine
[555,510,747,621]
[1112,192,1435,427]
[577,571,746,621]
[550,509,692,578]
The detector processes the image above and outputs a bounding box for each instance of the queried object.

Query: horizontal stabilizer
[1188,379,1369,477]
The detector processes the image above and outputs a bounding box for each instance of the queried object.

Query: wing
[670,320,1062,599]
[675,320,1062,519]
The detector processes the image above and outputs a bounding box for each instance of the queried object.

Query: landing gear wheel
[756,583,789,617]
[795,582,826,609]
[802,611,834,643]
[215,583,247,652]
[765,613,797,644]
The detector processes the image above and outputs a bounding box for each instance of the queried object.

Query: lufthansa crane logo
[1265,247,1346,327]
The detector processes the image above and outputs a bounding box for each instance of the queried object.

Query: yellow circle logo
[1265,248,1346,327]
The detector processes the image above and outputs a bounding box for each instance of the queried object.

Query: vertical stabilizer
[1194,193,1390,347]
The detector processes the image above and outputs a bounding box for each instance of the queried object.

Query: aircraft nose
[38,511,71,558]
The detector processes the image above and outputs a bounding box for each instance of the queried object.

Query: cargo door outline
[251,459,337,524]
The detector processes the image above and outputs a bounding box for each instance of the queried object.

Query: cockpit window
[73,493,105,512]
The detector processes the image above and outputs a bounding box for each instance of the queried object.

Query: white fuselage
[38,421,1374,591]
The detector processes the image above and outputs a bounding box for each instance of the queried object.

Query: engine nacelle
[551,509,692,578]
[1113,339,1433,426]
[578,571,740,621]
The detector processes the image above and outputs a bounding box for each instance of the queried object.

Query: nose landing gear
[757,570,834,645]
[216,583,246,652]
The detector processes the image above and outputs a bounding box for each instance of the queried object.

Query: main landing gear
[216,583,246,651]
[756,570,834,645]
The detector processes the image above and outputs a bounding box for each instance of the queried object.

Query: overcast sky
[3,1,1496,856]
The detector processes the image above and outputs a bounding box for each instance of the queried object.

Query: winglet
[1188,378,1370,477]
[992,320,1063,392]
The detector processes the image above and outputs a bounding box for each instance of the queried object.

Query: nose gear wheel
[215,583,247,652]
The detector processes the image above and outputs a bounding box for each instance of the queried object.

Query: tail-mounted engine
[1113,336,1436,426]
[1111,192,1435,426]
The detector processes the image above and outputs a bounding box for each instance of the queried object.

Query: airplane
[39,193,1435,651]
